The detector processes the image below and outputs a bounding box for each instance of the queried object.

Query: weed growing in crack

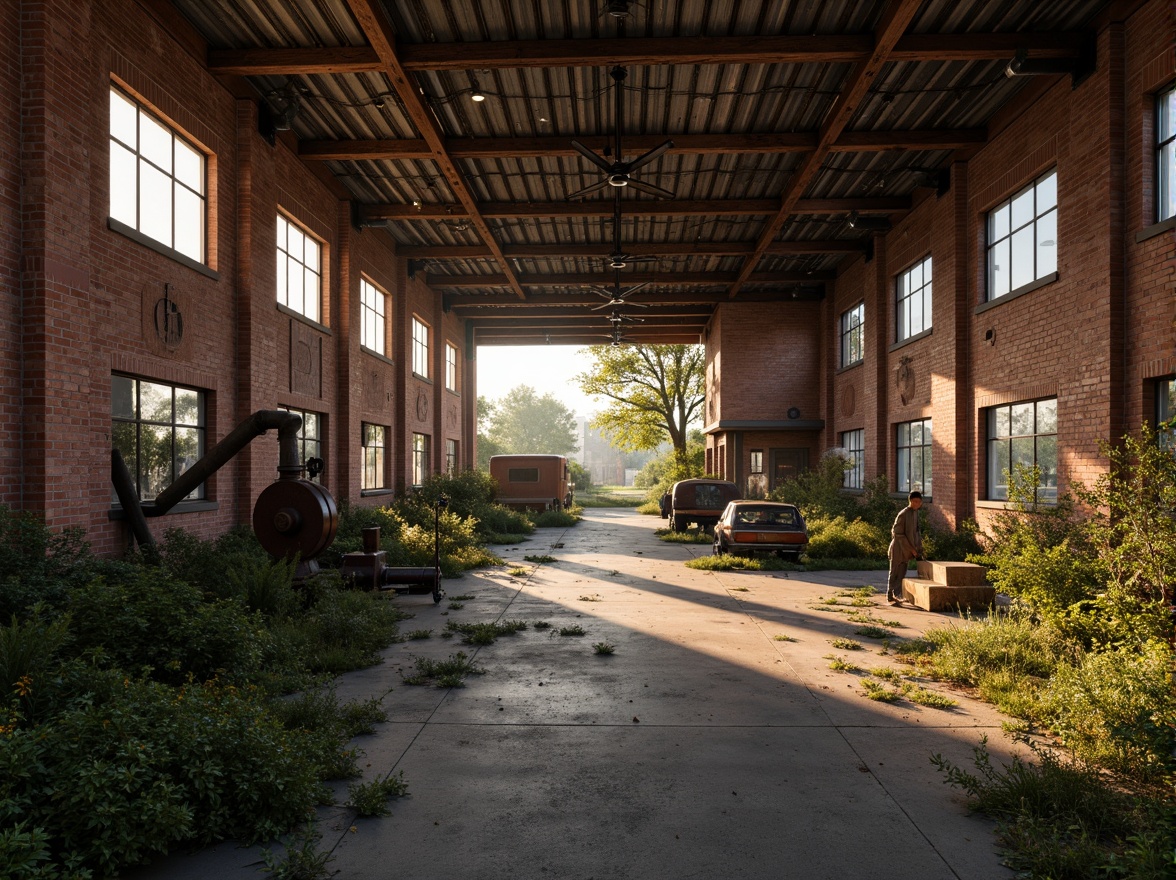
[402,652,484,687]
[347,772,409,818]
[830,637,865,650]
[592,642,615,655]
[825,654,862,672]
[558,624,586,637]
[444,619,527,645]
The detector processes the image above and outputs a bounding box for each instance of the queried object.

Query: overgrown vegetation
[768,453,982,563]
[325,470,534,574]
[0,514,408,878]
[909,429,1176,876]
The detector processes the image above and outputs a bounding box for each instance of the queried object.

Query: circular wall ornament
[787,406,800,420]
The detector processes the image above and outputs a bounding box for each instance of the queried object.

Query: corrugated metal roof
[171,0,1110,341]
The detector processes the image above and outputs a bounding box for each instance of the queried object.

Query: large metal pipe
[146,410,303,516]
[111,449,156,548]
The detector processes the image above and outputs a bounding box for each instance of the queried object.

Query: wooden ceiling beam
[299,129,983,161]
[342,0,528,300]
[362,197,909,221]
[207,46,384,76]
[395,32,1086,71]
[728,0,925,298]
[474,330,703,345]
[399,240,862,259]
[445,290,806,308]
[431,270,833,289]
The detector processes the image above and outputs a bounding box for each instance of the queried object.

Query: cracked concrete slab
[130,507,1018,880]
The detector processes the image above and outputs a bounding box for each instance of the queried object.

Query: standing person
[887,491,923,605]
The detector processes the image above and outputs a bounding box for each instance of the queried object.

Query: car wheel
[670,516,686,533]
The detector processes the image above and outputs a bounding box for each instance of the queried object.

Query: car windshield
[734,507,798,526]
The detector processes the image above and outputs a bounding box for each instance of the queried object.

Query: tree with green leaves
[576,344,704,463]
[482,385,579,458]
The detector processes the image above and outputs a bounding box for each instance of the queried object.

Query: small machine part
[339,514,445,604]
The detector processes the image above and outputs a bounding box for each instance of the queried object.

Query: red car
[712,501,808,561]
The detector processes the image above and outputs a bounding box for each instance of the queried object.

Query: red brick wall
[6,0,467,554]
[820,5,1175,535]
[0,1,22,510]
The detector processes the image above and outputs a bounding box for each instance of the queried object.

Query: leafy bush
[0,669,326,877]
[769,454,858,520]
[805,515,888,560]
[1043,640,1176,784]
[922,518,983,562]
[0,507,414,878]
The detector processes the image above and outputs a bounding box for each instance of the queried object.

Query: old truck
[668,478,740,532]
[489,454,574,512]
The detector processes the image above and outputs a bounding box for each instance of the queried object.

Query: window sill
[445,387,460,398]
[889,327,933,353]
[836,361,863,375]
[412,372,432,384]
[107,218,219,280]
[361,488,393,497]
[1135,215,1176,243]
[975,498,1057,510]
[108,499,218,520]
[361,347,395,367]
[974,272,1058,315]
[277,303,332,335]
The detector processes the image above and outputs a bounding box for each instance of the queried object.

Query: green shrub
[770,454,857,520]
[528,508,580,527]
[922,518,983,562]
[1043,640,1176,784]
[0,510,91,620]
[66,567,269,686]
[0,669,327,877]
[805,516,888,560]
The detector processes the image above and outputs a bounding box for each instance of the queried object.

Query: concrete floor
[133,507,1018,880]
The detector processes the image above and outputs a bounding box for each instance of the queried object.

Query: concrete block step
[916,559,988,587]
[901,577,997,613]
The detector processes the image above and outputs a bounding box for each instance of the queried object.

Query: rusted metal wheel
[253,479,339,561]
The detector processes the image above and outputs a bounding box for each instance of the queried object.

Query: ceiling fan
[588,269,650,310]
[605,309,644,324]
[566,66,675,201]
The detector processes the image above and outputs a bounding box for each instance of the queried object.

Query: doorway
[770,447,809,489]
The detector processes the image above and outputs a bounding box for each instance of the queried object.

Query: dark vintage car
[712,501,809,561]
[668,478,740,532]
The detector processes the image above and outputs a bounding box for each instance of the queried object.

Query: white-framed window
[360,278,387,356]
[839,303,864,368]
[445,342,459,392]
[1157,377,1176,449]
[412,317,430,378]
[896,256,932,342]
[446,439,458,475]
[749,450,763,474]
[111,374,205,502]
[841,429,864,489]
[413,433,430,486]
[277,214,322,323]
[1158,84,1175,223]
[109,86,206,263]
[986,398,1057,502]
[278,405,324,483]
[361,423,387,491]
[987,168,1057,301]
[896,418,932,495]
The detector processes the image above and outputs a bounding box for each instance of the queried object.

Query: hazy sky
[474,345,602,419]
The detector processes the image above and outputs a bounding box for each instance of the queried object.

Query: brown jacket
[888,506,922,561]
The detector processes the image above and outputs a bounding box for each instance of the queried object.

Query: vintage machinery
[111,410,443,598]
[339,498,447,603]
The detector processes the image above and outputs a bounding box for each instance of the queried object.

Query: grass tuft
[830,637,865,650]
[347,772,409,818]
